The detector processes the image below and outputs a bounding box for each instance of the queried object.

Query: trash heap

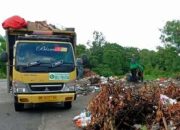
[83,80,180,130]
[74,76,100,96]
[2,15,62,31]
[74,76,121,96]
[83,68,97,77]
[27,21,60,31]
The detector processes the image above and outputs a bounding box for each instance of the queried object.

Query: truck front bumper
[15,92,76,103]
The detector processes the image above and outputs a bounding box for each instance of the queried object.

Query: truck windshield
[15,42,75,72]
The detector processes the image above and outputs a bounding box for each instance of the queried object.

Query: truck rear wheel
[64,101,72,109]
[14,102,24,111]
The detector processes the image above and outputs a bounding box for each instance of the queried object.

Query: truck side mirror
[0,52,8,62]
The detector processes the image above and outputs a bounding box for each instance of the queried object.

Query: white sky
[0,0,180,50]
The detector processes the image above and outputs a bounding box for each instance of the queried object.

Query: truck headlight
[13,81,29,93]
[62,83,75,92]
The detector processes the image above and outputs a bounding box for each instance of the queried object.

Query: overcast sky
[0,0,180,50]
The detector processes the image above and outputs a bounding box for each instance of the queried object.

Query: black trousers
[131,68,137,82]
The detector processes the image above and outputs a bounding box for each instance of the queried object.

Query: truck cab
[1,28,77,111]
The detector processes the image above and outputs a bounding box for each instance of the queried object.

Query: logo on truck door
[49,73,70,80]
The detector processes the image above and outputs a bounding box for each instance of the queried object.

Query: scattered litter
[160,94,177,105]
[73,109,91,128]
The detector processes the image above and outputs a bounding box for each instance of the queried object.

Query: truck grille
[30,83,64,92]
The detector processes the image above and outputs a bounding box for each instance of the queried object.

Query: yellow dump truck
[0,22,77,111]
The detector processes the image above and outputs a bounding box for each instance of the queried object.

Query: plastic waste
[160,94,177,106]
[73,109,91,128]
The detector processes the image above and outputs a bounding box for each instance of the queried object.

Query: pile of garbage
[2,15,61,31]
[74,78,180,130]
[83,68,97,77]
[27,21,60,31]
[74,75,103,96]
[74,75,121,96]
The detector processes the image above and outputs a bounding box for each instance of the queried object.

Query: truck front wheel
[14,102,24,111]
[64,101,72,109]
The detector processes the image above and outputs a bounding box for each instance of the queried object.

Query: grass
[144,72,180,81]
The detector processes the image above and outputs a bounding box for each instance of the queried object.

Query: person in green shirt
[130,54,144,82]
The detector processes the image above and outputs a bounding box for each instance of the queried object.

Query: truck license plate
[38,96,57,102]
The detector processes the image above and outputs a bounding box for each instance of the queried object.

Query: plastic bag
[2,15,27,29]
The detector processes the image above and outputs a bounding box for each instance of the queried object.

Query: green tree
[88,31,106,68]
[160,20,180,51]
[156,21,180,77]
[0,35,6,78]
[156,45,180,72]
[75,44,87,57]
[103,43,126,75]
[139,49,157,73]
[0,35,6,51]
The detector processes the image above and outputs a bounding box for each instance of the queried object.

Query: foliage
[92,64,114,77]
[0,35,6,78]
[76,27,180,78]
[160,20,180,52]
[75,44,87,58]
[87,31,106,68]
